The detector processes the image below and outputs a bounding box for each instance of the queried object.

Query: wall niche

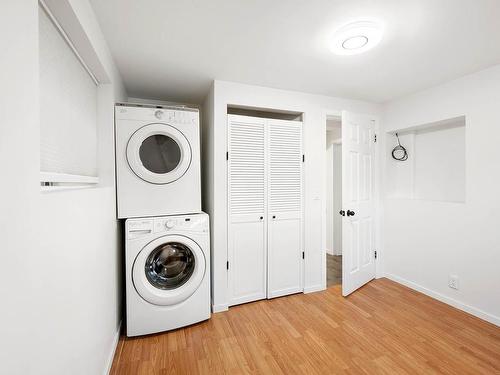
[386,116,466,203]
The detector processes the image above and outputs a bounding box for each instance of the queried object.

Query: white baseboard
[104,320,122,375]
[303,284,325,294]
[212,303,229,313]
[384,273,500,327]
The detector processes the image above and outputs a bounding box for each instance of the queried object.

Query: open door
[341,111,376,296]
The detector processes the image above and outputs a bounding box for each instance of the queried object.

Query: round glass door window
[139,135,182,174]
[145,242,195,290]
[126,123,192,184]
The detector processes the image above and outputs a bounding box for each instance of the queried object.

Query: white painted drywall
[332,144,342,255]
[413,124,465,202]
[326,139,334,255]
[326,129,342,256]
[0,2,39,374]
[201,84,215,305]
[382,63,500,326]
[202,80,380,312]
[0,1,126,374]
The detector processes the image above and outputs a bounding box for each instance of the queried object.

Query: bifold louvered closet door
[228,115,303,307]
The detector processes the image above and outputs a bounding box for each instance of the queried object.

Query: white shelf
[40,172,99,192]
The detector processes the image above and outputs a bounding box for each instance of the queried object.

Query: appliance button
[165,220,176,229]
[154,110,163,119]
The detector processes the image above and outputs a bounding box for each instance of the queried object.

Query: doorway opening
[325,115,342,287]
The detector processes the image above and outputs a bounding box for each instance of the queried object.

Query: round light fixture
[331,20,383,55]
[342,36,369,50]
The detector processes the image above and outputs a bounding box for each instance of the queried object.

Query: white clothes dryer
[125,213,210,336]
[115,103,201,218]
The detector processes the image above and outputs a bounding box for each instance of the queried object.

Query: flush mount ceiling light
[331,20,383,55]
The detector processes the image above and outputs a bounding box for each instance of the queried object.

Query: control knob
[165,220,175,229]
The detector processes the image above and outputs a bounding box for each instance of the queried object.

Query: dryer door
[133,235,206,306]
[126,123,192,184]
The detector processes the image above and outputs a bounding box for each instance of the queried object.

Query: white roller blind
[39,6,98,177]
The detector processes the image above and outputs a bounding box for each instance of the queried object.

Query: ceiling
[90,0,500,104]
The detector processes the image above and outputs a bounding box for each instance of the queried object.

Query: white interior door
[341,111,376,296]
[267,119,303,298]
[227,115,267,306]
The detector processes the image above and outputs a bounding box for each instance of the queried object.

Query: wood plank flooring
[111,278,500,374]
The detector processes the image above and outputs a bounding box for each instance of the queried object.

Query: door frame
[322,109,381,292]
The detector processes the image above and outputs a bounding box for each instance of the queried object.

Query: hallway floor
[327,254,342,287]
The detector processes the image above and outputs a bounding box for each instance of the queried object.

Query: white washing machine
[115,103,201,218]
[125,213,210,336]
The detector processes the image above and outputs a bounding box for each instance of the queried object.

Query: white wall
[326,139,334,255]
[381,64,500,326]
[325,129,342,256]
[202,80,380,312]
[0,2,39,374]
[332,144,342,255]
[201,84,215,304]
[0,1,126,374]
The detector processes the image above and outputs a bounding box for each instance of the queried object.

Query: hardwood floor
[327,254,342,287]
[111,278,500,374]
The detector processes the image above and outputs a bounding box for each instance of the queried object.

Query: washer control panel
[153,214,208,233]
[126,214,208,239]
[126,219,154,240]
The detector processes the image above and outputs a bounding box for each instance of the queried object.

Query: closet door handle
[347,210,355,217]
[339,210,345,216]
[259,216,263,220]
[272,215,276,219]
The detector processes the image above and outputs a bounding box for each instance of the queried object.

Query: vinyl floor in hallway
[111,278,500,374]
[327,254,342,287]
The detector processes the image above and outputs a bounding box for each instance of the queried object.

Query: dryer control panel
[115,104,199,126]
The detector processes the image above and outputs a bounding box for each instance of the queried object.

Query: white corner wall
[202,80,380,312]
[1,1,126,374]
[381,64,500,326]
[0,2,39,374]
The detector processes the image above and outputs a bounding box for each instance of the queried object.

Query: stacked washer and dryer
[115,103,210,337]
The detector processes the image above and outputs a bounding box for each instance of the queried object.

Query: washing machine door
[133,235,206,306]
[126,123,192,184]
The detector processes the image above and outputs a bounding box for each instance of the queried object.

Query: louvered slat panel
[228,119,265,217]
[269,122,302,213]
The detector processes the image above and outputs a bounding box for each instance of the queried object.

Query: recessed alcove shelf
[386,116,466,203]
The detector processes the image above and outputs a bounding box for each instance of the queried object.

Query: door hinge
[374,251,377,259]
[226,151,229,161]
[374,134,377,143]
[302,154,305,163]
[302,251,305,259]
[226,261,229,270]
